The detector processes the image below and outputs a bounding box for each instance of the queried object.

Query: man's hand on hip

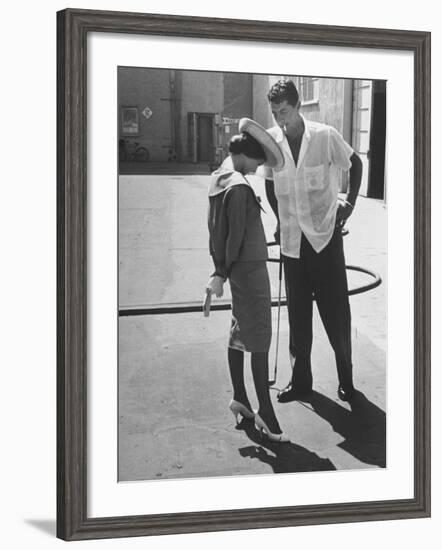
[336,198,354,228]
[274,221,281,245]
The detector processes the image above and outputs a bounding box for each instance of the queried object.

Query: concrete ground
[119,160,215,176]
[118,171,386,482]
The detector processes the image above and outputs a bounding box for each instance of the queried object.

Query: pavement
[119,160,217,176]
[118,170,386,482]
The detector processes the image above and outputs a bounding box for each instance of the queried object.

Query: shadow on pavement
[236,418,336,474]
[299,390,386,468]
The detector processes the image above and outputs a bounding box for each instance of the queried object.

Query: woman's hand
[206,275,225,298]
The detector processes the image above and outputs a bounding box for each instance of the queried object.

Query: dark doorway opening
[368,81,386,200]
[196,114,214,162]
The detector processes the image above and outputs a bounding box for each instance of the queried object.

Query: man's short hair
[267,79,299,106]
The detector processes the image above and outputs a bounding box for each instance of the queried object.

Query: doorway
[352,80,386,200]
[188,113,215,162]
[368,81,386,200]
[197,114,214,162]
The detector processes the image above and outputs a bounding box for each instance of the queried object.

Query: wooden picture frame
[57,8,431,541]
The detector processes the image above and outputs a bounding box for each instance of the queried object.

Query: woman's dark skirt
[228,261,272,353]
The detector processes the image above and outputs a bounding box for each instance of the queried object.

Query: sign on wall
[142,106,153,120]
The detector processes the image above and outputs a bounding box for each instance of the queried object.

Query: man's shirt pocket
[304,164,325,191]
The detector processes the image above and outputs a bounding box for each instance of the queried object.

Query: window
[298,77,319,104]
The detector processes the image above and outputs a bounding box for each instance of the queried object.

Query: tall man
[264,79,362,402]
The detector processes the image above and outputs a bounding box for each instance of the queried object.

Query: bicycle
[119,139,150,162]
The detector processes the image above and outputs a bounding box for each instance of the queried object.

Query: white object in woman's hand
[203,289,212,317]
[206,276,224,298]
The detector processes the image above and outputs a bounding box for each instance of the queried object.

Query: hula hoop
[266,240,382,297]
[119,233,382,317]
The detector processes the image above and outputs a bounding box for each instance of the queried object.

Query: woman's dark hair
[229,132,266,160]
[267,79,299,106]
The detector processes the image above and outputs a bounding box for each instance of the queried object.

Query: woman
[206,118,289,443]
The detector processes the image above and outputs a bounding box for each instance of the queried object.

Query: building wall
[300,77,346,133]
[118,67,173,162]
[118,69,351,166]
[300,77,349,191]
[178,71,224,161]
[342,79,354,145]
[118,68,255,163]
[223,73,253,118]
[177,71,254,162]
[252,74,280,128]
[218,73,253,159]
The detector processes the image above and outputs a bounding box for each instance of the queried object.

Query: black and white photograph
[2,0,437,546]
[118,68,387,482]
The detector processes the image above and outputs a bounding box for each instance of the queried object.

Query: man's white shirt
[261,115,353,258]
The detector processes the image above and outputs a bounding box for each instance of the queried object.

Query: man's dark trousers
[282,227,354,392]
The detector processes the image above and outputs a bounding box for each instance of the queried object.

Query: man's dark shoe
[277,383,312,403]
[337,385,355,402]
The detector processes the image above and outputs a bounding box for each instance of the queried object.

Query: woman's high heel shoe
[255,413,290,443]
[229,399,255,424]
